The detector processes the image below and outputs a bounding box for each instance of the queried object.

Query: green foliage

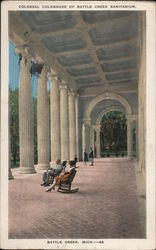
[9,89,39,166]
[100,111,127,155]
[10,88,19,166]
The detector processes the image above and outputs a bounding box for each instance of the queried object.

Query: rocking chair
[57,168,79,193]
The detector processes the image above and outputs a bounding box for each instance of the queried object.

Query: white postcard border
[1,1,156,249]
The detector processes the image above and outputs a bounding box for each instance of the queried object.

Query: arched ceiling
[91,99,126,124]
[9,11,139,94]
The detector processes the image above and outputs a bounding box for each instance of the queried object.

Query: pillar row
[37,66,49,170]
[68,90,76,160]
[49,75,61,163]
[60,84,69,161]
[18,52,35,174]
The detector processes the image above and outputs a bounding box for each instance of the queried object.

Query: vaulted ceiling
[9,11,139,93]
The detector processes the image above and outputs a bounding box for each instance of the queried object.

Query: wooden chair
[57,168,79,193]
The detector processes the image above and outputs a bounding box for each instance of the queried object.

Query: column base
[36,163,49,170]
[19,166,36,174]
[127,156,133,160]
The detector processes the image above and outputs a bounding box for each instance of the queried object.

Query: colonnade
[15,48,79,174]
[82,122,101,159]
[82,115,138,160]
[9,47,139,178]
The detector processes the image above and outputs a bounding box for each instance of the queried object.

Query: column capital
[126,114,133,120]
[42,64,47,73]
[59,84,68,91]
[32,62,44,76]
[95,124,101,131]
[83,119,91,126]
[35,54,45,64]
[48,74,59,82]
[74,91,79,99]
[68,89,76,97]
[15,45,32,59]
[126,114,138,120]
[132,114,138,121]
[126,114,137,123]
[48,67,60,80]
[92,124,96,130]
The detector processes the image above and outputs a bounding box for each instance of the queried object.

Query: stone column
[90,125,95,151]
[9,102,14,179]
[83,120,91,156]
[18,50,35,174]
[75,93,79,159]
[37,65,49,170]
[138,13,146,173]
[68,90,76,159]
[9,166,14,179]
[9,134,14,180]
[135,121,139,160]
[49,74,61,163]
[96,125,101,158]
[60,83,69,161]
[82,123,86,160]
[127,118,133,159]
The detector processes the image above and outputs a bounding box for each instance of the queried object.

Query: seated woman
[61,160,67,170]
[45,160,74,192]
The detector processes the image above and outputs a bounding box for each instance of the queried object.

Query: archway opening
[100,111,127,157]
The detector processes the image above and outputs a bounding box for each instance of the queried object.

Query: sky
[9,41,50,98]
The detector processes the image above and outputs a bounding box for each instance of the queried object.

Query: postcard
[1,1,156,249]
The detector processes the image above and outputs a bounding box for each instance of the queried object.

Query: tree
[101,111,127,155]
[10,88,19,166]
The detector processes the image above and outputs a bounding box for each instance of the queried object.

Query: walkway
[9,158,145,239]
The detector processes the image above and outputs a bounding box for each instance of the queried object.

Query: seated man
[45,160,75,192]
[41,159,62,186]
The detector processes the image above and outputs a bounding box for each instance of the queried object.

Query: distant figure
[73,155,78,168]
[89,147,94,166]
[84,149,88,165]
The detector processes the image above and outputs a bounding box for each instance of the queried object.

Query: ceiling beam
[75,12,109,87]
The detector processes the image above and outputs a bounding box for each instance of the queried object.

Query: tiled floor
[9,158,145,239]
